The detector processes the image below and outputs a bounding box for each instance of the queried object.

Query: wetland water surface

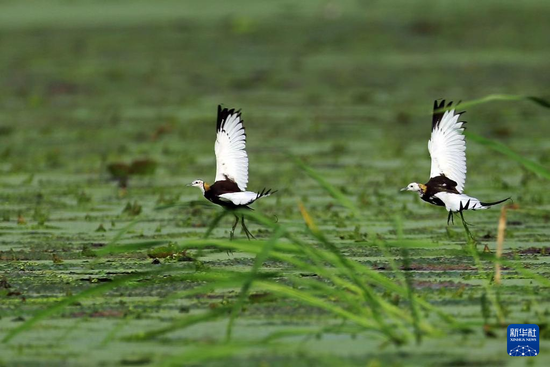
[1,1,550,366]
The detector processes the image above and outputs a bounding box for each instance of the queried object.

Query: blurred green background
[1,1,549,366]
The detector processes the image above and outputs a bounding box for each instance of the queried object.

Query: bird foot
[241,215,256,240]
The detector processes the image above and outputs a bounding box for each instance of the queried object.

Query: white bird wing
[218,188,275,206]
[428,100,467,193]
[218,191,259,206]
[434,192,486,212]
[214,106,249,191]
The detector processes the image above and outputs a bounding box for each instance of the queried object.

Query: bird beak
[400,187,407,192]
[186,183,193,187]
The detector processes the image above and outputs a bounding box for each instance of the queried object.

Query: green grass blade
[466,131,550,180]
[291,155,359,215]
[2,270,155,343]
[401,248,422,344]
[482,254,550,287]
[225,226,286,341]
[204,209,230,239]
[433,94,550,112]
[126,307,231,342]
[298,203,410,343]
[108,219,140,245]
[254,280,379,330]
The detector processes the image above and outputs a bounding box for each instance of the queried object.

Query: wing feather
[218,191,258,206]
[214,106,249,190]
[218,188,275,206]
[428,100,467,193]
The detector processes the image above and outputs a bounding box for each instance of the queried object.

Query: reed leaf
[254,280,379,330]
[126,307,232,342]
[2,270,159,343]
[225,226,286,341]
[466,132,550,180]
[433,94,550,112]
[291,155,359,215]
[481,254,550,288]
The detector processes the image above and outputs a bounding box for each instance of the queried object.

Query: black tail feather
[480,197,511,207]
[255,188,277,200]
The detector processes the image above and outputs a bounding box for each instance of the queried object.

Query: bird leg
[230,215,239,241]
[224,215,240,255]
[447,211,454,225]
[241,215,256,240]
[458,210,474,227]
[458,210,478,247]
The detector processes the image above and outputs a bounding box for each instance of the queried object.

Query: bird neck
[202,182,210,194]
[419,183,427,194]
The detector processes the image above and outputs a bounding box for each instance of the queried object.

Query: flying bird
[401,99,510,225]
[188,106,275,239]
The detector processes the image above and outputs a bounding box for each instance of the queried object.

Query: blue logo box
[507,324,539,357]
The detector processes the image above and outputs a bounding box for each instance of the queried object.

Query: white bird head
[401,182,423,194]
[187,179,206,193]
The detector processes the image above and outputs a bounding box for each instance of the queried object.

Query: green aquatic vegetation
[122,201,143,216]
[292,155,360,216]
[467,132,550,181]
[450,94,550,111]
[1,1,550,365]
[6,203,480,354]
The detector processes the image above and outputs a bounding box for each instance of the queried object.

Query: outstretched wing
[214,106,249,191]
[428,100,467,193]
